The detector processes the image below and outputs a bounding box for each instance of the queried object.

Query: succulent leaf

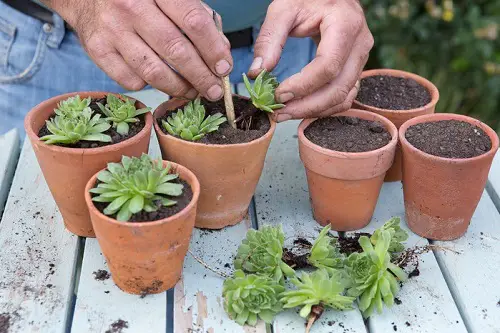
[308,226,344,272]
[97,94,151,135]
[90,154,183,222]
[242,70,285,113]
[162,98,227,141]
[371,217,409,254]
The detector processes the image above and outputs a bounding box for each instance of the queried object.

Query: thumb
[247,2,296,78]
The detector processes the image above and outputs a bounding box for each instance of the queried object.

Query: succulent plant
[162,98,227,141]
[90,154,184,221]
[98,94,151,135]
[371,217,409,254]
[308,226,344,272]
[243,70,285,113]
[345,231,408,318]
[41,106,111,145]
[55,95,92,117]
[223,270,285,326]
[234,225,295,283]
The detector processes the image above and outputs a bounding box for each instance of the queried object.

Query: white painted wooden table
[1,88,500,333]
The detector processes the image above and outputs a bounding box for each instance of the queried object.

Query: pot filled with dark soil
[298,109,398,231]
[153,95,275,229]
[400,113,499,240]
[84,155,200,294]
[353,69,439,182]
[25,92,153,237]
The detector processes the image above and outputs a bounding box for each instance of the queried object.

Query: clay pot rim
[84,160,200,227]
[24,91,153,156]
[399,113,500,163]
[354,69,440,115]
[153,95,276,148]
[298,108,398,160]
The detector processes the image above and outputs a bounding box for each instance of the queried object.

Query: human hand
[46,0,232,100]
[248,0,373,122]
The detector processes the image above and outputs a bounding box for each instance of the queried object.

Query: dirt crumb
[93,269,111,281]
[105,319,129,333]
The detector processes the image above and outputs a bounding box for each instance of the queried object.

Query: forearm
[39,0,82,28]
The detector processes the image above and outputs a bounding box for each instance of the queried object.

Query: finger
[114,31,197,99]
[247,1,296,78]
[83,38,146,91]
[132,5,222,100]
[156,0,233,76]
[275,9,365,103]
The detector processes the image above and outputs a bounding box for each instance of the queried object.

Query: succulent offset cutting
[308,226,344,272]
[234,225,295,284]
[40,106,112,145]
[243,70,285,113]
[162,98,227,141]
[55,95,92,117]
[98,94,151,135]
[223,270,285,326]
[371,217,409,254]
[345,231,408,318]
[90,154,184,222]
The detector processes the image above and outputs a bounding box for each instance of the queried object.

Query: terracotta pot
[399,113,499,240]
[153,96,275,229]
[25,92,152,237]
[353,69,439,182]
[85,161,200,294]
[298,109,398,231]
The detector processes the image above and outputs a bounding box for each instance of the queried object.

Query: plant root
[305,304,324,333]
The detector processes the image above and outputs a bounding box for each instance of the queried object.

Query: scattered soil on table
[405,120,492,158]
[37,97,146,148]
[92,179,193,223]
[158,96,270,144]
[357,75,431,110]
[105,319,129,333]
[408,267,420,278]
[394,297,402,305]
[140,280,163,298]
[0,313,10,333]
[405,321,411,327]
[304,116,391,152]
[282,237,313,269]
[93,269,111,281]
[393,323,398,331]
[337,232,372,255]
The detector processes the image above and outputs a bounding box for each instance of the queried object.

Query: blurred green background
[361,0,500,132]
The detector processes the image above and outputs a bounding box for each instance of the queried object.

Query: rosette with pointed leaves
[371,217,409,254]
[90,154,184,222]
[162,98,227,141]
[41,107,112,145]
[223,270,285,326]
[98,94,151,135]
[243,70,285,113]
[280,269,355,318]
[345,231,408,318]
[234,225,295,283]
[308,226,344,272]
[55,95,92,117]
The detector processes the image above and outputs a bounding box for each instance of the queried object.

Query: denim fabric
[0,2,316,136]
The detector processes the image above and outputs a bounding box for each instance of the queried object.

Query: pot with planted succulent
[25,92,153,237]
[84,154,200,295]
[153,70,283,229]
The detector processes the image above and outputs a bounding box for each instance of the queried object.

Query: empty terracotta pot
[353,69,439,182]
[400,113,499,240]
[85,161,200,294]
[25,92,152,237]
[298,109,398,231]
[153,96,275,229]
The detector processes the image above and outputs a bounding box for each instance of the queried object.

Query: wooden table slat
[0,140,79,333]
[487,154,500,211]
[0,128,20,214]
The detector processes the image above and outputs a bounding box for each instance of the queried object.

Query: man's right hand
[44,0,233,100]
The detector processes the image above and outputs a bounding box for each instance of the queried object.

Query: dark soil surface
[357,75,432,110]
[93,179,193,223]
[38,97,146,148]
[158,96,270,144]
[304,116,391,152]
[105,319,129,333]
[338,233,372,255]
[282,237,313,269]
[93,269,111,281]
[0,313,10,333]
[405,120,492,158]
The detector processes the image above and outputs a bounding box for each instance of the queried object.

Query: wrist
[40,0,81,28]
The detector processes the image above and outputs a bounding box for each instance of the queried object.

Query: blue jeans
[0,2,315,136]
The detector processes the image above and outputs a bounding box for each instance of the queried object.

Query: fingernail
[278,92,295,103]
[185,88,198,99]
[215,60,231,76]
[250,57,263,71]
[276,113,292,123]
[207,85,223,100]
